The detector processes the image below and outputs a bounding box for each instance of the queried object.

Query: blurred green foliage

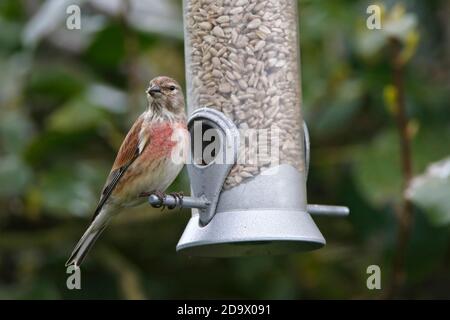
[0,0,449,299]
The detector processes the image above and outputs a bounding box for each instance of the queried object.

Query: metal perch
[147,194,348,218]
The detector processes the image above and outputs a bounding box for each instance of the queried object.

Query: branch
[387,38,414,298]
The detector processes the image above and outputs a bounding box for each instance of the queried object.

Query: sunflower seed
[185,0,305,188]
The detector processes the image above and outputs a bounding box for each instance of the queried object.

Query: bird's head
[146,76,185,114]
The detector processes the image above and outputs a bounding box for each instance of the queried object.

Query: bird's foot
[140,190,167,209]
[167,191,184,209]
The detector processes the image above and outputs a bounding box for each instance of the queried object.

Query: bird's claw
[167,191,184,209]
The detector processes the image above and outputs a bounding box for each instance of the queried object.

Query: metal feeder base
[176,164,325,257]
[176,209,325,257]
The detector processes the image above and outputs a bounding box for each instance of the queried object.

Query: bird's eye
[169,85,176,91]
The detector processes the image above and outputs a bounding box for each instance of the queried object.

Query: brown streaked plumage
[66,76,188,267]
[112,116,144,170]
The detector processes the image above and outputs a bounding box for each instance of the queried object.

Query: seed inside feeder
[185,0,305,189]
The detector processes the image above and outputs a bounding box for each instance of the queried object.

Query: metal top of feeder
[146,108,349,257]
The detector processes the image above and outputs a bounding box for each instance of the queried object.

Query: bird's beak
[147,85,161,96]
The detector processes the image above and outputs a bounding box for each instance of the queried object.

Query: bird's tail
[65,220,108,267]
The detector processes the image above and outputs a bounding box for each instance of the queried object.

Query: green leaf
[0,53,31,103]
[47,97,108,133]
[352,130,401,205]
[0,19,22,52]
[84,23,125,70]
[316,79,364,134]
[39,165,98,217]
[0,109,34,154]
[0,0,25,21]
[26,64,86,106]
[0,155,32,196]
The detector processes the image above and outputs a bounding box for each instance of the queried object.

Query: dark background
[0,0,449,299]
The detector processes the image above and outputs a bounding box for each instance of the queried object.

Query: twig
[386,38,414,298]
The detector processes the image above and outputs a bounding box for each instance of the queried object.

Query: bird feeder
[147,0,349,257]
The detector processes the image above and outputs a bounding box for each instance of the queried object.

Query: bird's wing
[91,115,147,221]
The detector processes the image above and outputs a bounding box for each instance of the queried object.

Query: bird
[66,76,189,267]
